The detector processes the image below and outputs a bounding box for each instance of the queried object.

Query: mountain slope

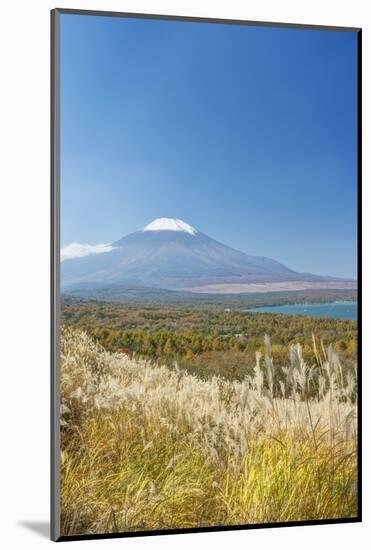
[61,218,349,291]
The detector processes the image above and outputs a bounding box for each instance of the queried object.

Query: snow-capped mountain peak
[142,218,197,236]
[61,219,339,293]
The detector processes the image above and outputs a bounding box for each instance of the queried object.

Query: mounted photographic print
[51,9,361,541]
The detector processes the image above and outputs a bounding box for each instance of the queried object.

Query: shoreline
[244,300,357,321]
[247,299,358,309]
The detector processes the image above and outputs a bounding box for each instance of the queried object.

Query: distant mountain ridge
[61,218,355,293]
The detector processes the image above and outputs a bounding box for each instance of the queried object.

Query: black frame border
[51,8,362,542]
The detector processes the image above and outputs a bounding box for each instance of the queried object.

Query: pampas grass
[60,326,357,536]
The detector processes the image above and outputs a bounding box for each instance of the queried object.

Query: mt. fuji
[61,218,354,293]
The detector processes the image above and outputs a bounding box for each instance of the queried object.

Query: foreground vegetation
[60,326,358,536]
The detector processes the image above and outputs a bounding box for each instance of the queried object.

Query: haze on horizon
[60,15,358,279]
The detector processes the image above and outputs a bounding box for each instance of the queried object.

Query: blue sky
[60,14,358,278]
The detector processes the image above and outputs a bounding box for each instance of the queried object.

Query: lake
[248,301,357,320]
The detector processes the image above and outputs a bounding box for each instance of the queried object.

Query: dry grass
[60,327,358,536]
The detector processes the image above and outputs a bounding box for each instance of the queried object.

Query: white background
[0,0,369,548]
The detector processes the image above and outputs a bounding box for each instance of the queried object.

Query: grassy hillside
[60,326,358,536]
